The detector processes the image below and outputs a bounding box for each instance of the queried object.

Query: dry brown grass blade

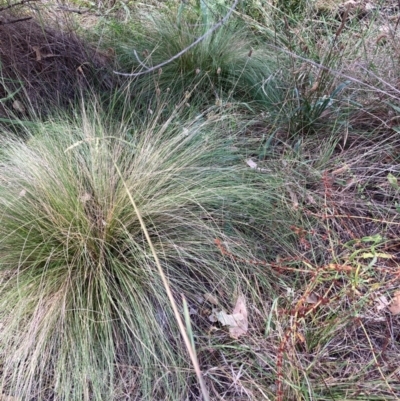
[113,160,211,401]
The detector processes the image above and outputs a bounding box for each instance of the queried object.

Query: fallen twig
[0,0,38,12]
[0,16,32,24]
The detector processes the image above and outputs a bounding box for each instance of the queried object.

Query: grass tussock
[0,103,290,400]
[103,4,285,110]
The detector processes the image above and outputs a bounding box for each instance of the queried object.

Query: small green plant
[288,79,350,135]
[274,0,309,18]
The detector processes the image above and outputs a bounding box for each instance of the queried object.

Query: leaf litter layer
[0,12,115,118]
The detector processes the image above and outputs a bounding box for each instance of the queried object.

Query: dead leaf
[375,295,389,312]
[306,293,319,304]
[246,159,258,169]
[208,295,248,339]
[389,291,400,315]
[204,293,218,305]
[229,294,248,339]
[32,45,42,61]
[208,309,218,323]
[245,159,268,173]
[79,192,91,203]
[211,310,243,326]
[12,100,25,114]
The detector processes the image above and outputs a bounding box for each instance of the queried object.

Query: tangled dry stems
[0,12,114,117]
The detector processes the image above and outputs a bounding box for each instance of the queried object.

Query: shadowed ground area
[0,12,114,117]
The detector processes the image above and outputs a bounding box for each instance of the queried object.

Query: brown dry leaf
[375,295,390,312]
[208,295,248,339]
[306,293,319,304]
[245,159,268,173]
[12,100,25,114]
[32,45,42,61]
[229,294,248,339]
[79,192,92,203]
[389,291,400,315]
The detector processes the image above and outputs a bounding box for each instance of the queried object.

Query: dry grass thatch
[0,13,115,117]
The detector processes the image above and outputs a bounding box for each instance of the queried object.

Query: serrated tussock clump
[0,107,280,400]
